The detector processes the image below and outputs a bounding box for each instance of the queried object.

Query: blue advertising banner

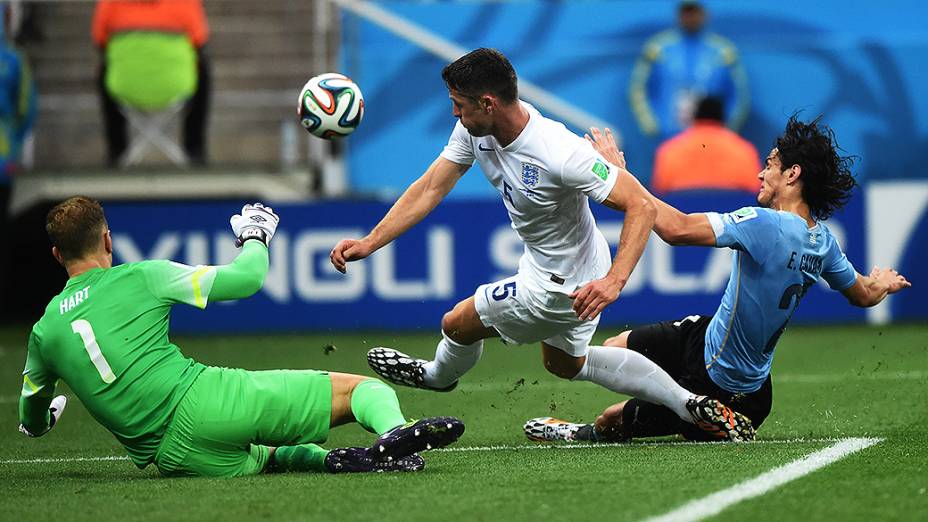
[340,0,928,197]
[103,183,926,333]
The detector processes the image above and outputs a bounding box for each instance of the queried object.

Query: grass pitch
[1,323,926,521]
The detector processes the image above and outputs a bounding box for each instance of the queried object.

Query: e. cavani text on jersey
[787,252,824,274]
[59,286,90,314]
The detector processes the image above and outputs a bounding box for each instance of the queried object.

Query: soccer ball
[297,73,365,139]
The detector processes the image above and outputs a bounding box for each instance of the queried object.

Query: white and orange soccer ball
[297,73,365,139]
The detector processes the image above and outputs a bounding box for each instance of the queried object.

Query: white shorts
[473,245,610,357]
[474,231,612,357]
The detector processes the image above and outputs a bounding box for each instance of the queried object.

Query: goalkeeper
[18,196,463,477]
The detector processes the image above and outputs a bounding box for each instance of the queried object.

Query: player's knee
[541,344,585,379]
[356,376,389,390]
[441,304,477,344]
[603,330,632,347]
[333,372,370,400]
[543,357,584,380]
[441,310,460,337]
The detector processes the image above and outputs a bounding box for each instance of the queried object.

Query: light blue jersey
[703,207,857,393]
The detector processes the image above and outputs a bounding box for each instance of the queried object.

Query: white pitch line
[438,437,840,453]
[0,455,130,465]
[0,438,841,465]
[642,437,883,522]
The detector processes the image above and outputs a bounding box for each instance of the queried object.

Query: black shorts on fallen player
[620,315,772,441]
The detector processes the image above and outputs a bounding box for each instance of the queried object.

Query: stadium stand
[24,0,331,170]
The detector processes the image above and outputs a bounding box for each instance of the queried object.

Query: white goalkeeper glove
[19,395,67,438]
[230,203,280,247]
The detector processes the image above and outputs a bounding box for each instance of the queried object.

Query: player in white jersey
[331,48,754,441]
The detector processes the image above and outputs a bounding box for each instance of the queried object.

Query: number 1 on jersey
[71,319,116,383]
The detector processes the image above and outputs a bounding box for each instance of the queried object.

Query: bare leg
[328,372,369,428]
[594,400,629,441]
[540,342,586,379]
[603,330,632,348]
[421,296,499,388]
[442,296,499,344]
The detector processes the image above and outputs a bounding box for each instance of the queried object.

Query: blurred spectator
[92,0,211,167]
[651,96,760,195]
[0,2,34,175]
[7,1,43,45]
[0,0,36,309]
[629,0,749,139]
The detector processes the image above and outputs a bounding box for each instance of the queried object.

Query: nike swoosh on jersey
[478,144,494,151]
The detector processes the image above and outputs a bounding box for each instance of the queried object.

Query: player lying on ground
[525,118,911,443]
[19,197,464,477]
[330,48,754,441]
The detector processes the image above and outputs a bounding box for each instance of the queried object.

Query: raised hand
[230,203,280,247]
[585,127,625,169]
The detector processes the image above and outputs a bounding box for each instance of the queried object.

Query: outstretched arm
[142,203,279,306]
[648,196,717,247]
[141,241,270,307]
[586,127,716,246]
[209,203,280,301]
[330,157,469,273]
[208,241,270,301]
[570,168,656,321]
[841,266,911,307]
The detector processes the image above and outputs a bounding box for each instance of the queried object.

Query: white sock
[573,346,694,422]
[421,333,484,388]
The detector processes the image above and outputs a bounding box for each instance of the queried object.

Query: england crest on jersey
[521,163,540,187]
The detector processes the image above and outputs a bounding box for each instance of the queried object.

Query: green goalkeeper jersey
[20,241,269,468]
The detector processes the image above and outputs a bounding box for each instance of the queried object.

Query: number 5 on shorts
[71,319,116,383]
[492,281,517,301]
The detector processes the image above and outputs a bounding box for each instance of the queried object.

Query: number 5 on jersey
[71,320,116,383]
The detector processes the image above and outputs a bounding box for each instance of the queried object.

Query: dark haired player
[330,48,755,441]
[525,118,911,443]
[19,197,463,477]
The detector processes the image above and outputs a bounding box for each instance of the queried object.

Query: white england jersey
[440,102,619,292]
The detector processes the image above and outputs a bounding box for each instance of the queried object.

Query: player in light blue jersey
[524,117,910,443]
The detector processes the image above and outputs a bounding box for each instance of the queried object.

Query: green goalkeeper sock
[272,444,329,473]
[350,379,407,435]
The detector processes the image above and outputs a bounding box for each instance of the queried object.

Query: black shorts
[621,315,772,441]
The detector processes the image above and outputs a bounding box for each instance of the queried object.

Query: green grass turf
[0,323,926,521]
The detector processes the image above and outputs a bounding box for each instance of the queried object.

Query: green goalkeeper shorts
[154,366,332,477]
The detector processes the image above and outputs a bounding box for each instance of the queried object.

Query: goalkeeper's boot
[367,347,458,392]
[685,396,756,442]
[324,447,425,473]
[371,417,465,462]
[523,417,597,442]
